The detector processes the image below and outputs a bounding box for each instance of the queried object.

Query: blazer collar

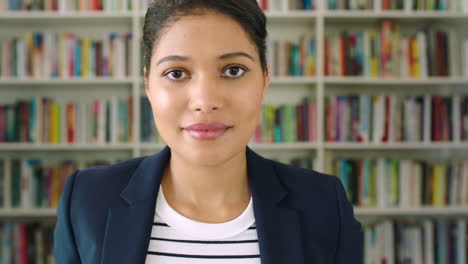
[101,145,305,264]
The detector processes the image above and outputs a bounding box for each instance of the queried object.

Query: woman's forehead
[152,12,258,62]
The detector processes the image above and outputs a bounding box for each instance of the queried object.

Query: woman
[53,0,363,263]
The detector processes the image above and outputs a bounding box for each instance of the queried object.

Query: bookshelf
[0,0,467,262]
[0,0,465,213]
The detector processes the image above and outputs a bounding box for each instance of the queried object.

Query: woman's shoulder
[67,156,148,206]
[76,156,147,185]
[268,158,340,204]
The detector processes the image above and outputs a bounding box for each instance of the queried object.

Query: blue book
[437,220,447,264]
[309,39,316,59]
[355,32,364,75]
[74,39,81,77]
[29,97,36,143]
[340,160,349,198]
[360,95,371,142]
[363,159,370,204]
[52,34,59,78]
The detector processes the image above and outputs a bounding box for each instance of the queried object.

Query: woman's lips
[184,122,232,140]
[185,127,230,140]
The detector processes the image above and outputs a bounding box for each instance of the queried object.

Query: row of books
[6,93,468,145]
[0,222,55,264]
[325,94,468,143]
[251,98,317,143]
[364,219,466,264]
[324,21,459,78]
[267,35,316,77]
[0,158,119,209]
[0,0,135,11]
[328,0,468,11]
[0,32,133,79]
[0,96,134,144]
[256,0,315,11]
[332,158,468,208]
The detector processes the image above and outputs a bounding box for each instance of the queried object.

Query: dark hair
[142,0,268,79]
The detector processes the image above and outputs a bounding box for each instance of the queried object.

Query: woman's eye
[165,70,188,80]
[223,66,246,78]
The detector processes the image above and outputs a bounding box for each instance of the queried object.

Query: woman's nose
[188,75,225,113]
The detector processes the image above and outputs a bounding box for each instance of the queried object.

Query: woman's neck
[161,149,251,209]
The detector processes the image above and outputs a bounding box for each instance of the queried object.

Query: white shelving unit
[0,0,467,220]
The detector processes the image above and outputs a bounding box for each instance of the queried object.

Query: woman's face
[145,11,270,166]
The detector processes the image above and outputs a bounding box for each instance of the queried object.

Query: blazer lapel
[246,147,305,264]
[101,146,171,264]
[101,145,305,264]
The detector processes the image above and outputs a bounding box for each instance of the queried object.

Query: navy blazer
[53,145,363,264]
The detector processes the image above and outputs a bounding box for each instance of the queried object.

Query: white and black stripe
[144,186,260,264]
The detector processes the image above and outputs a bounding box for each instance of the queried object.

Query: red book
[52,0,58,10]
[95,41,102,76]
[441,99,450,141]
[382,0,390,10]
[441,31,448,76]
[93,0,99,11]
[19,224,27,264]
[66,103,75,143]
[408,37,413,77]
[436,31,444,76]
[340,34,346,76]
[309,102,316,142]
[253,123,262,142]
[68,34,75,78]
[381,96,390,142]
[261,0,268,10]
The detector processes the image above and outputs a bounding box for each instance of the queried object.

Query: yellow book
[432,165,446,206]
[24,32,34,77]
[369,30,378,77]
[412,37,420,78]
[51,103,59,143]
[306,57,315,76]
[82,37,91,78]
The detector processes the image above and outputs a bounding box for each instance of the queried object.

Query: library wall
[0,0,466,263]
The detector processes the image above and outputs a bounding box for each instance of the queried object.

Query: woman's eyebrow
[156,52,254,66]
[219,52,254,61]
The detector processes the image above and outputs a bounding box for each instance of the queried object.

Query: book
[333,158,468,207]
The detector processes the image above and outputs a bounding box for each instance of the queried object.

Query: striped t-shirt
[145,185,261,264]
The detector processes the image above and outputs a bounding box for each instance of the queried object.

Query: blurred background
[0,0,467,263]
